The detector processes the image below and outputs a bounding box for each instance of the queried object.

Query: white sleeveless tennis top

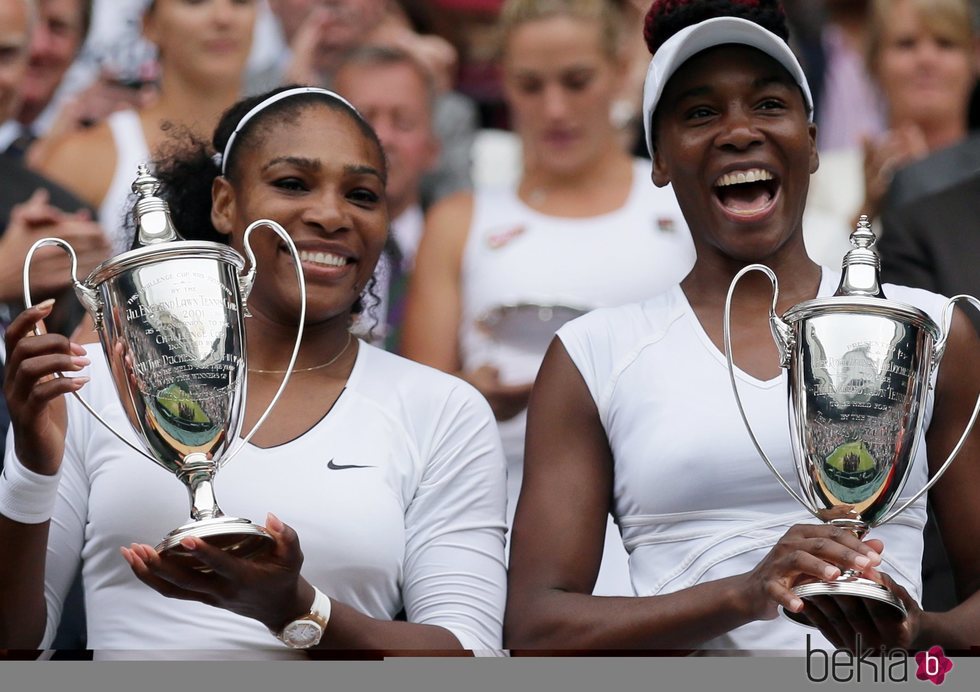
[99,110,151,256]
[557,270,948,650]
[460,158,695,454]
[458,158,696,594]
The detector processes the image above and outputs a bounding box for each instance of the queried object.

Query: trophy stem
[828,518,868,540]
[177,453,224,522]
[158,451,273,569]
[828,520,869,582]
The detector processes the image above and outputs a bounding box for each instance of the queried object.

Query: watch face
[284,620,322,648]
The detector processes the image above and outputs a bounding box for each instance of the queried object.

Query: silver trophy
[723,217,980,627]
[23,165,307,568]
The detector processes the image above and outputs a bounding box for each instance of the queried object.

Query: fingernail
[180,537,197,550]
[789,598,804,612]
[824,565,840,579]
[71,356,91,369]
[267,512,284,532]
[35,298,55,311]
[855,555,872,568]
[71,376,90,387]
[866,551,881,563]
[70,342,88,356]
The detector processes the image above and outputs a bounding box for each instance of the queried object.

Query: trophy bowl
[23,165,307,570]
[723,217,980,627]
[775,295,938,623]
[91,243,267,565]
[477,302,589,357]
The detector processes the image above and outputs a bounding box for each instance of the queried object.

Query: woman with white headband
[504,0,980,653]
[33,0,256,258]
[0,86,507,656]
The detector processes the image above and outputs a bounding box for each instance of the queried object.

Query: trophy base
[781,576,908,628]
[155,517,275,571]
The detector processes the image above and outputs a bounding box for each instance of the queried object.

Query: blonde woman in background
[401,0,696,597]
[804,0,978,266]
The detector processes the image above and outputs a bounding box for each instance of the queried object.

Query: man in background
[16,0,91,131]
[1,0,108,457]
[333,45,439,351]
[260,0,477,209]
[879,172,980,335]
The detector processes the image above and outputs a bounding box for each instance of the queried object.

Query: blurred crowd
[0,1,977,321]
[2,0,979,333]
[2,0,980,644]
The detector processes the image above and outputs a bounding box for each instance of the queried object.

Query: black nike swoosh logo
[327,459,375,471]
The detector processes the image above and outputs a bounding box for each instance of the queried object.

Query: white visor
[642,16,814,157]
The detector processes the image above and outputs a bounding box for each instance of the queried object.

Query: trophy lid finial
[850,215,877,251]
[834,214,885,298]
[132,163,160,199]
[132,163,181,246]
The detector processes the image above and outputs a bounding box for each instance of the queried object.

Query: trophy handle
[723,264,820,518]
[23,237,101,321]
[877,294,980,526]
[22,238,158,463]
[224,219,307,462]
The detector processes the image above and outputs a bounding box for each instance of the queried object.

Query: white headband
[641,16,814,157]
[217,87,360,176]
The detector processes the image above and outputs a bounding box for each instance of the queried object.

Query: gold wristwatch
[275,587,331,649]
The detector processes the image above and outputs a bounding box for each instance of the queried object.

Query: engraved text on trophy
[102,259,247,475]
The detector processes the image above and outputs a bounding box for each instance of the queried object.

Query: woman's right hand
[741,523,883,622]
[3,300,90,475]
[462,365,534,422]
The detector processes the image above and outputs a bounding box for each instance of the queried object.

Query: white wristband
[0,454,62,524]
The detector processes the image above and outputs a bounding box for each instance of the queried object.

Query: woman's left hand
[120,513,311,633]
[802,541,922,653]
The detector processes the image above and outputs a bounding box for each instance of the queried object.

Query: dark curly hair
[643,0,789,56]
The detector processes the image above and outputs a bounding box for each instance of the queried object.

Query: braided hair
[643,0,789,56]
